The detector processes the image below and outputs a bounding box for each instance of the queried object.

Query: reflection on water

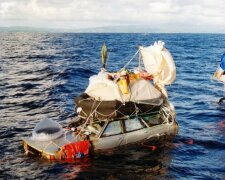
[1,33,225,179]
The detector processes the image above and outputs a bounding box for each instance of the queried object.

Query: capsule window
[142,114,166,127]
[124,118,146,132]
[101,120,122,137]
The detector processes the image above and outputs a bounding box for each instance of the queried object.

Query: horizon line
[0,26,225,34]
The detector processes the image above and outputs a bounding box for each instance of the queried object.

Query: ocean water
[0,33,225,179]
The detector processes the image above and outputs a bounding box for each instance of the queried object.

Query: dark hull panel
[75,93,161,120]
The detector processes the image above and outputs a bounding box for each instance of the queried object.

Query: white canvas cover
[85,72,122,101]
[85,72,162,105]
[139,41,176,85]
[124,79,163,105]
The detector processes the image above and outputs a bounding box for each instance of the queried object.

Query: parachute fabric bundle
[139,41,176,86]
[85,71,162,105]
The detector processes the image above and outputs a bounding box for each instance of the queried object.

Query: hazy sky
[0,0,225,32]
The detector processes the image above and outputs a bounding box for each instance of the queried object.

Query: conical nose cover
[32,119,64,141]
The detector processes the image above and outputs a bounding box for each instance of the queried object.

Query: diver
[217,52,225,104]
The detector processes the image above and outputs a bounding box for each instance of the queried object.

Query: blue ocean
[0,33,225,179]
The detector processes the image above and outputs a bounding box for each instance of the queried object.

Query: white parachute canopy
[85,72,162,105]
[139,41,176,85]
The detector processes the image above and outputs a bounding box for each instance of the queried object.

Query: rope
[43,140,61,152]
[95,106,137,120]
[95,103,124,118]
[160,103,175,124]
[121,50,139,70]
[138,51,143,71]
[75,99,104,138]
[78,98,124,119]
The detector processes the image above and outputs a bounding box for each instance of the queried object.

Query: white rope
[95,102,124,118]
[43,140,61,152]
[160,103,175,124]
[75,100,103,138]
[121,50,139,70]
